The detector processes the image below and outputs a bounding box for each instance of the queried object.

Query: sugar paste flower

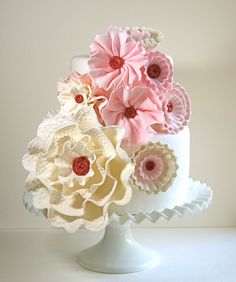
[102,86,164,145]
[125,26,164,51]
[131,142,178,194]
[58,71,109,125]
[142,51,173,89]
[152,83,191,134]
[22,107,133,232]
[57,72,96,113]
[88,26,147,91]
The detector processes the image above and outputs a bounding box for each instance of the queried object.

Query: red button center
[109,56,124,69]
[167,102,173,113]
[147,64,161,79]
[72,156,90,176]
[124,107,137,119]
[146,161,155,171]
[74,94,84,104]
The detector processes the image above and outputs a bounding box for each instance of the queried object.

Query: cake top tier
[71,55,89,74]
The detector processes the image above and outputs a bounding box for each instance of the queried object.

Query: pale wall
[0,0,235,229]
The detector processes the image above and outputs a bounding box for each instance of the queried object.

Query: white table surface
[0,227,235,282]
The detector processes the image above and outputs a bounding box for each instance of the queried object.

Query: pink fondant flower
[142,51,173,89]
[131,142,178,194]
[152,84,191,134]
[88,26,147,91]
[102,86,164,145]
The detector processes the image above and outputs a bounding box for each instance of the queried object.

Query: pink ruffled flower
[131,142,178,193]
[102,86,164,145]
[88,26,147,91]
[139,155,163,181]
[142,51,173,89]
[152,84,191,134]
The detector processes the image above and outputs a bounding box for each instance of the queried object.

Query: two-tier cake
[22,26,191,232]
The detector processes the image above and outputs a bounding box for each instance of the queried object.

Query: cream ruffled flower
[22,107,133,232]
[131,142,178,194]
[57,72,96,114]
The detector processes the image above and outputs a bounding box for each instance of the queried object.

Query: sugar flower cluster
[22,26,189,232]
[88,26,191,144]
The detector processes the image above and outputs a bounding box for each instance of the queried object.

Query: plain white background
[0,0,236,229]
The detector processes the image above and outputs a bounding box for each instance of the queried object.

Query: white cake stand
[23,179,212,274]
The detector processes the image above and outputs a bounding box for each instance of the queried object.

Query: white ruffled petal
[22,107,134,232]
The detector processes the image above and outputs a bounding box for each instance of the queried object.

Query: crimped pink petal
[102,86,165,145]
[88,26,147,91]
[152,83,191,134]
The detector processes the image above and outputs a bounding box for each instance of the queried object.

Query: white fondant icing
[70,55,89,74]
[111,127,190,214]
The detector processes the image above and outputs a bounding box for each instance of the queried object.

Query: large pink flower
[102,86,164,145]
[142,51,173,89]
[152,83,191,134]
[88,26,147,91]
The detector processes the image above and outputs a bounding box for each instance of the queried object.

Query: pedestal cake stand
[23,178,212,274]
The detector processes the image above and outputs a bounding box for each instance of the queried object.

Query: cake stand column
[78,219,159,273]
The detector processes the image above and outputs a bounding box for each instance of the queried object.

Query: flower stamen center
[146,161,155,171]
[74,94,84,104]
[124,106,137,119]
[147,64,161,79]
[167,102,173,113]
[109,56,124,69]
[72,156,90,176]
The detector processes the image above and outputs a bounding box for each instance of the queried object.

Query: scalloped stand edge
[23,179,212,273]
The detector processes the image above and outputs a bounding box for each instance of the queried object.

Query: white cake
[22,27,193,233]
[71,56,190,215]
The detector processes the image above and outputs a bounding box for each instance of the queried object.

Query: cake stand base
[78,220,159,273]
[23,179,212,274]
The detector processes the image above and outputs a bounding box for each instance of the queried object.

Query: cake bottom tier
[110,127,190,215]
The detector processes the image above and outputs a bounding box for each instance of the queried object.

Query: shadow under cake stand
[23,178,212,274]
